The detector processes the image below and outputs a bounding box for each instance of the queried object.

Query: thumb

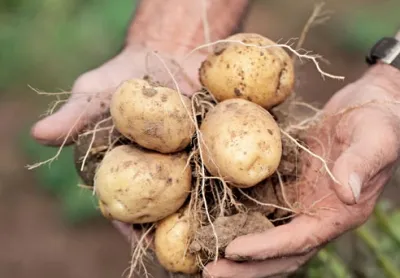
[332,125,399,205]
[31,85,112,146]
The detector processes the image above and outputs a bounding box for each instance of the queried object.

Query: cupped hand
[203,63,400,278]
[30,45,206,241]
[31,45,205,146]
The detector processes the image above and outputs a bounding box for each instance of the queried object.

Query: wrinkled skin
[30,46,206,241]
[31,42,400,278]
[31,46,205,146]
[203,63,400,278]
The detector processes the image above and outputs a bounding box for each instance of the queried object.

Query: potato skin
[199,33,295,109]
[94,145,191,224]
[200,99,282,188]
[154,206,199,274]
[110,79,195,154]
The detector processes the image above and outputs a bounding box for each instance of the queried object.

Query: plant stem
[317,248,352,278]
[374,206,400,248]
[355,226,400,278]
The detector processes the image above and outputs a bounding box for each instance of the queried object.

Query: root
[124,224,155,278]
[79,116,112,172]
[26,107,87,170]
[77,183,93,190]
[238,188,295,214]
[333,99,400,117]
[280,129,340,185]
[151,50,238,263]
[182,38,344,81]
[276,170,295,210]
[292,2,332,61]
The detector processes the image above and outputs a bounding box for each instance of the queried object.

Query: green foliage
[333,0,399,53]
[7,0,137,224]
[297,201,400,278]
[0,0,136,91]
[20,125,100,224]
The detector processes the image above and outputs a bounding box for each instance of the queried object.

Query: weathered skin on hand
[202,63,400,278]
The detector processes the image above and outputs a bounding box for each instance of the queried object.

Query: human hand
[203,63,400,278]
[30,45,206,240]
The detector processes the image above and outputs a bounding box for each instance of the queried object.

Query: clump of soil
[189,211,274,257]
[73,113,128,186]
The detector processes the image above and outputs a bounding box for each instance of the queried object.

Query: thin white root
[182,38,344,80]
[28,85,72,96]
[291,101,322,113]
[238,188,295,214]
[150,51,221,262]
[79,116,112,172]
[293,1,332,60]
[77,183,92,190]
[276,170,294,210]
[79,126,113,136]
[280,129,341,185]
[125,225,155,278]
[26,108,87,170]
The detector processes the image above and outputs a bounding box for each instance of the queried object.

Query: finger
[332,116,399,205]
[224,213,336,261]
[112,220,134,242]
[203,251,316,278]
[31,86,112,146]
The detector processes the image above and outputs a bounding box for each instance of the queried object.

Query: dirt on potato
[199,33,295,109]
[189,211,274,258]
[60,30,324,278]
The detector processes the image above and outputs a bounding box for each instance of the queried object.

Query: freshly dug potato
[94,144,192,224]
[199,33,295,109]
[200,98,282,188]
[154,205,199,275]
[110,79,195,154]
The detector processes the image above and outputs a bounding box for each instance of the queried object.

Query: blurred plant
[292,199,400,278]
[5,0,137,223]
[331,0,399,53]
[20,126,100,224]
[0,0,136,92]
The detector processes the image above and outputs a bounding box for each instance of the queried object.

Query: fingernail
[349,173,362,202]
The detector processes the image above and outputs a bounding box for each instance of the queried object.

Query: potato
[154,206,199,274]
[94,144,192,224]
[199,33,295,109]
[200,98,282,188]
[110,79,195,154]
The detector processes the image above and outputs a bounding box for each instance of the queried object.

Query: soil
[190,211,274,258]
[0,99,131,278]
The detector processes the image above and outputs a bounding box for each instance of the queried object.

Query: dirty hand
[30,45,205,240]
[203,63,400,278]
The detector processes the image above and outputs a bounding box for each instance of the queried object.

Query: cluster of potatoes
[89,33,295,275]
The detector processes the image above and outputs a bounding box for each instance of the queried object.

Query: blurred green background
[1,0,399,277]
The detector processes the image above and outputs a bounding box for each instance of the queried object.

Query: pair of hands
[31,45,400,278]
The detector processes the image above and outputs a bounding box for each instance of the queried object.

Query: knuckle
[72,70,99,93]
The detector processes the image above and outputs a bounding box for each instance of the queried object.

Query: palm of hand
[31,46,206,146]
[204,70,400,278]
[31,46,207,241]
